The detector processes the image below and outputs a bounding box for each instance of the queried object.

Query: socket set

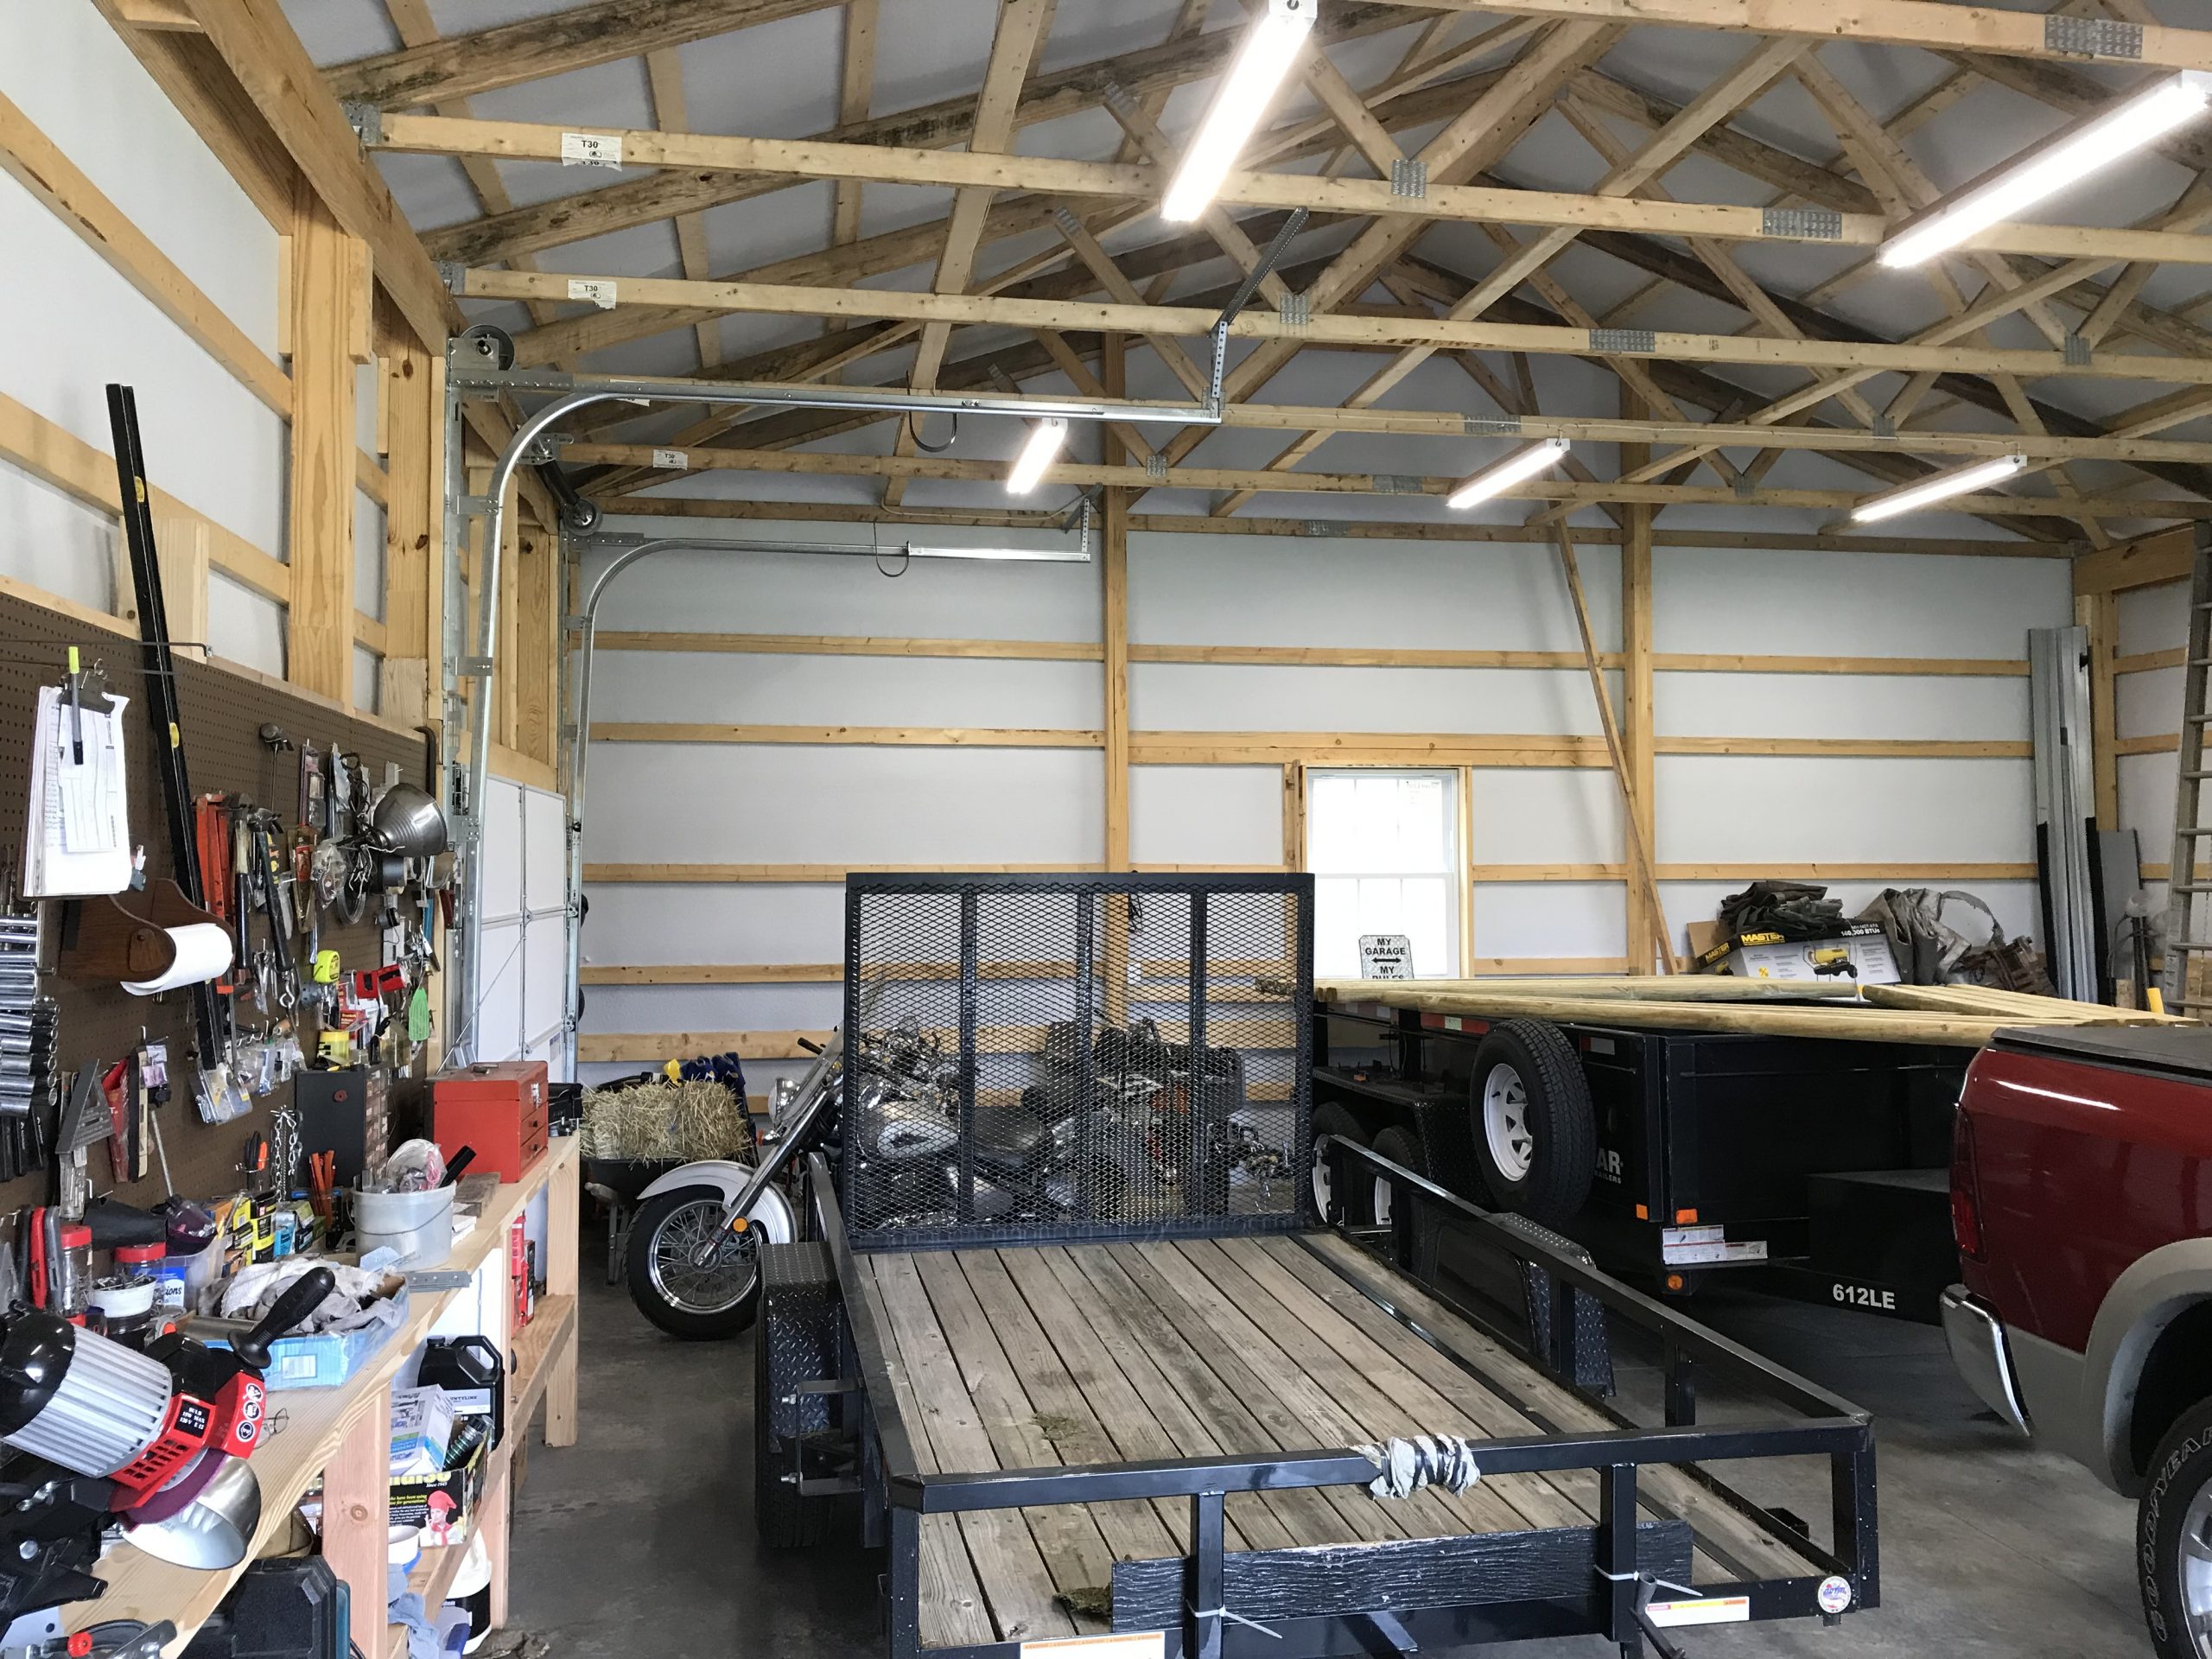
[0,910,55,1179]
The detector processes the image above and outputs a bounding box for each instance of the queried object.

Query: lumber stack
[1312,976,2196,1049]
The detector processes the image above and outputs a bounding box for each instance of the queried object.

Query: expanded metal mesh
[840,874,1314,1248]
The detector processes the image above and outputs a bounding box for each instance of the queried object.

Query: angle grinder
[0,1266,334,1568]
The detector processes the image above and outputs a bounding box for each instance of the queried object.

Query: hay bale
[581,1079,749,1161]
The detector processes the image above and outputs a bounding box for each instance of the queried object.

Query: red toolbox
[431,1061,550,1184]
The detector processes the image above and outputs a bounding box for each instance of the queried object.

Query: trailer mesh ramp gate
[859,1234,1825,1646]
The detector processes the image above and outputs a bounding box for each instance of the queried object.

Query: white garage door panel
[580,744,1103,864]
[481,780,525,922]
[1129,766,1283,865]
[523,786,567,912]
[474,918,526,1063]
[591,653,1102,728]
[523,916,568,1048]
[1656,757,2035,863]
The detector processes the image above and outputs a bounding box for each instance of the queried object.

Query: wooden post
[1620,389,1659,971]
[1102,337,1131,1022]
[319,1382,394,1626]
[545,1157,579,1449]
[286,180,363,704]
[513,524,556,766]
[379,330,438,727]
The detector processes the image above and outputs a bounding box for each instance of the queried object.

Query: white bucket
[354,1185,455,1267]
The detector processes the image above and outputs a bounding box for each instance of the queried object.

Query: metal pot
[368,783,448,857]
[124,1452,262,1570]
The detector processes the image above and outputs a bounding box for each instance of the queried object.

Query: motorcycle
[623,1008,1290,1338]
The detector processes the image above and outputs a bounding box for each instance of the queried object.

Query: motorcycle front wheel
[626,1183,792,1339]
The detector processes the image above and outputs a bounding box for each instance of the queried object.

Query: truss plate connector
[459,657,495,680]
[1461,416,1522,436]
[1296,520,1332,537]
[1371,474,1425,496]
[1871,416,1897,440]
[341,100,382,144]
[1389,158,1428,200]
[2063,332,2094,368]
[1589,327,1655,355]
[1145,454,1169,481]
[1052,207,1085,240]
[436,260,466,296]
[1732,475,1758,501]
[1763,207,1842,240]
[2045,15,2141,58]
[1279,292,1311,331]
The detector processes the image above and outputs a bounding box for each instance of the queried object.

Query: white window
[1306,770,1460,980]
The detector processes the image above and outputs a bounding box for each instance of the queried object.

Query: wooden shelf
[506,1294,577,1442]
[73,1136,582,1655]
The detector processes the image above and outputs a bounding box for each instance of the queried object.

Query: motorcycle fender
[636,1160,797,1243]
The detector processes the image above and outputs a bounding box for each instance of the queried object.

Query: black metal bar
[1214,207,1309,334]
[1599,1464,1640,1656]
[105,384,223,1067]
[957,887,978,1224]
[1834,1438,1880,1609]
[1189,1489,1226,1659]
[893,1417,1869,1512]
[807,1153,926,1484]
[842,890,862,1208]
[1075,892,1096,1221]
[848,871,1313,893]
[844,1212,1308,1255]
[1665,1346,1697,1428]
[1294,885,1318,1227]
[1321,1132,1866,1424]
[887,1504,922,1659]
[1189,888,1208,1220]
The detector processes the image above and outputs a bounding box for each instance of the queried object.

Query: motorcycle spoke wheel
[647,1198,758,1315]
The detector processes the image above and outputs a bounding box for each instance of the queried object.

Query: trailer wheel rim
[2179,1471,2212,1653]
[1483,1064,1535,1183]
[1373,1173,1393,1229]
[646,1197,759,1314]
[1310,1141,1332,1218]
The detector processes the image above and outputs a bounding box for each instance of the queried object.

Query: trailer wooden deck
[854,1230,1823,1649]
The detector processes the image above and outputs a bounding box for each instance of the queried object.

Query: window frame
[1302,766,1466,979]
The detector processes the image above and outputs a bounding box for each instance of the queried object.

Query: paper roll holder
[54,880,226,983]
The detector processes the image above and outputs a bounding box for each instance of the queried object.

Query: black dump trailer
[753,876,1881,1659]
[1312,996,1971,1323]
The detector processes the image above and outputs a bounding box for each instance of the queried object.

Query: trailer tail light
[1951,1108,1985,1261]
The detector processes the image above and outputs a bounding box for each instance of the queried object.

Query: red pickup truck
[1947,1025,2212,1659]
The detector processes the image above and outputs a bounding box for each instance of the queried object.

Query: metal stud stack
[0,911,55,1180]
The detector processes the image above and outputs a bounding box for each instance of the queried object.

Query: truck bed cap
[1989,1023,2212,1081]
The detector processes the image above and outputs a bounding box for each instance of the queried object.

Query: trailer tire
[1470,1020,1595,1225]
[1311,1103,1371,1226]
[1369,1126,1425,1229]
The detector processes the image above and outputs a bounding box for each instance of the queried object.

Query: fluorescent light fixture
[900,543,1090,564]
[1005,417,1068,494]
[1850,453,2031,524]
[1880,70,2212,269]
[1446,436,1571,511]
[1162,0,1316,223]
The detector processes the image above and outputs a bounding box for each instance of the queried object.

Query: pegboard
[0,585,433,1213]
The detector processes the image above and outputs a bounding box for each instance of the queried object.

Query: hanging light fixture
[1850,454,2031,524]
[1446,437,1571,511]
[1005,417,1069,494]
[1162,0,1317,223]
[1880,72,2212,269]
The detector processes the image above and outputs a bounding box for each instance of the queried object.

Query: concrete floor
[512,1235,2145,1658]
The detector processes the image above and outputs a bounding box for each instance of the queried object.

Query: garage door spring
[1354,1435,1481,1499]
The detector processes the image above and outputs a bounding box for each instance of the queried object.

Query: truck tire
[1310,1102,1371,1226]
[1469,1020,1596,1226]
[1369,1126,1425,1229]
[2139,1396,2212,1656]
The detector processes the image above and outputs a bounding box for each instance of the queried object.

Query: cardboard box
[391,1385,456,1480]
[1694,924,1901,984]
[390,1437,487,1548]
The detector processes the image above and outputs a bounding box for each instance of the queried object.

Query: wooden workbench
[69,1135,582,1656]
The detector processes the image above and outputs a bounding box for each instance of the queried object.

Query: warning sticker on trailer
[1645,1596,1751,1628]
[1020,1636,1165,1659]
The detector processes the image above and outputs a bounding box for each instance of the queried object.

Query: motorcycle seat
[976,1109,1051,1166]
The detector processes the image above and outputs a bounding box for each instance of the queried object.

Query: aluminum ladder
[2164,528,2212,1013]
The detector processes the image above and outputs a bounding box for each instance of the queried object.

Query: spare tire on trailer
[1469,1019,1596,1225]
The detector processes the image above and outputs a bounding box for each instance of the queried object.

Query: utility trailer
[753,876,1879,1659]
[1312,998,1969,1324]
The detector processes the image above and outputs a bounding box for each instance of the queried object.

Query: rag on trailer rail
[750,874,1879,1659]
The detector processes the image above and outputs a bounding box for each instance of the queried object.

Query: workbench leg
[321,1383,394,1637]
[480,1457,512,1631]
[545,1330,578,1448]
